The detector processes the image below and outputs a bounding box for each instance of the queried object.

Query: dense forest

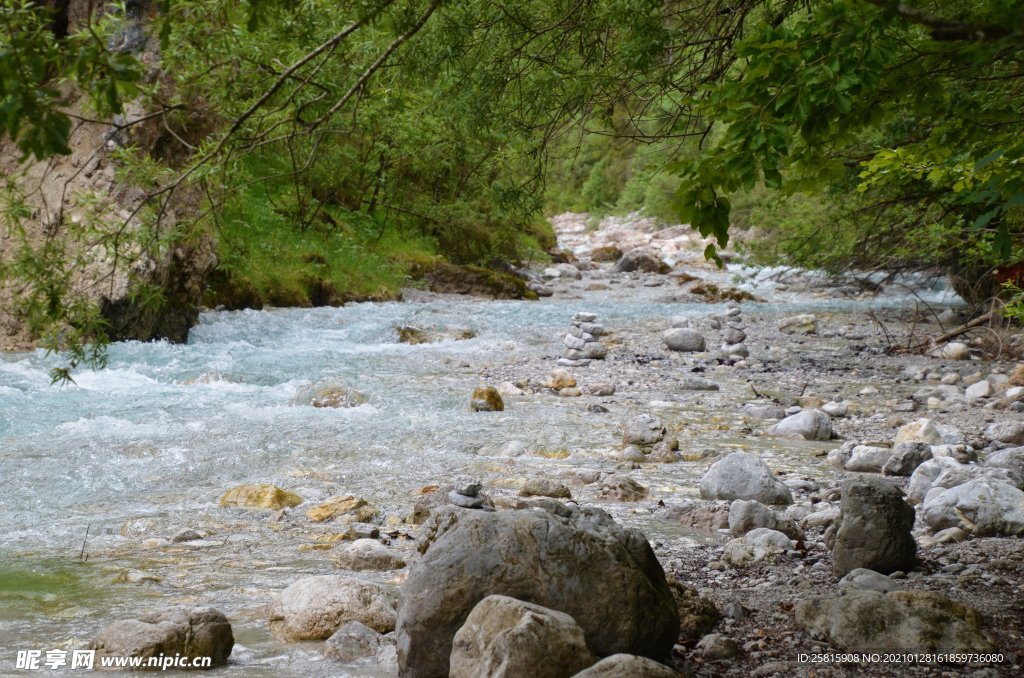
[1,0,1022,369]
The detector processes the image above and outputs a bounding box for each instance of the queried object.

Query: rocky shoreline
[25,216,1024,677]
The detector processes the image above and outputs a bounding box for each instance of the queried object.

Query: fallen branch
[932,311,994,345]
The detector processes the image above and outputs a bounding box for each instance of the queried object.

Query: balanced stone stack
[561,312,608,365]
[719,304,750,359]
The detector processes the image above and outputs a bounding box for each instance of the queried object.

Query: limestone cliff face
[0,1,215,351]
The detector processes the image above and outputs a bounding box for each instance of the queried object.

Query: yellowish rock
[219,484,303,510]
[306,495,379,523]
[470,386,504,412]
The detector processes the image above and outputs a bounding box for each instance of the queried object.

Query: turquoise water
[0,272,960,675]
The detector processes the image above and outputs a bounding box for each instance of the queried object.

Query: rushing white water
[0,271,962,675]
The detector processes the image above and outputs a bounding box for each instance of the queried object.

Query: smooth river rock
[768,409,832,441]
[699,452,793,505]
[395,506,679,677]
[662,328,705,352]
[268,575,399,641]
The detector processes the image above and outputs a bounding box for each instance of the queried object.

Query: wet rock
[169,528,203,543]
[478,440,528,458]
[519,478,572,499]
[662,328,705,352]
[831,476,916,577]
[794,590,992,652]
[844,445,892,473]
[598,476,649,502]
[669,581,719,641]
[546,369,577,390]
[778,314,817,334]
[333,539,406,571]
[838,568,896,593]
[306,495,379,524]
[768,409,832,441]
[984,421,1024,445]
[728,499,804,540]
[219,484,302,510]
[894,418,943,445]
[882,442,932,476]
[699,452,793,505]
[622,414,666,446]
[323,621,394,663]
[90,607,233,669]
[470,386,505,412]
[921,478,1024,536]
[559,387,584,397]
[293,381,368,408]
[395,507,679,677]
[268,575,399,641]
[612,249,667,273]
[449,595,596,678]
[571,654,677,677]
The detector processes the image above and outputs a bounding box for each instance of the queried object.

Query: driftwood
[931,311,994,345]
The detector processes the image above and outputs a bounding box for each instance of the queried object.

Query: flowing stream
[0,267,960,675]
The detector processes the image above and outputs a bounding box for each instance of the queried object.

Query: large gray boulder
[662,328,705,352]
[90,607,233,668]
[268,575,399,641]
[449,596,596,678]
[699,453,793,505]
[768,410,832,441]
[921,478,1024,536]
[984,421,1024,445]
[572,654,678,677]
[795,590,992,652]
[396,507,679,677]
[728,499,804,540]
[984,446,1024,480]
[831,477,916,577]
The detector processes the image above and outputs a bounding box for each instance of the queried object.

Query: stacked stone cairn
[719,304,749,359]
[560,312,608,366]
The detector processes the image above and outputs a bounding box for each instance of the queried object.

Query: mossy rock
[689,281,758,303]
[219,484,302,510]
[591,245,623,263]
[203,269,265,311]
[397,325,431,344]
[410,260,537,300]
[470,386,504,412]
